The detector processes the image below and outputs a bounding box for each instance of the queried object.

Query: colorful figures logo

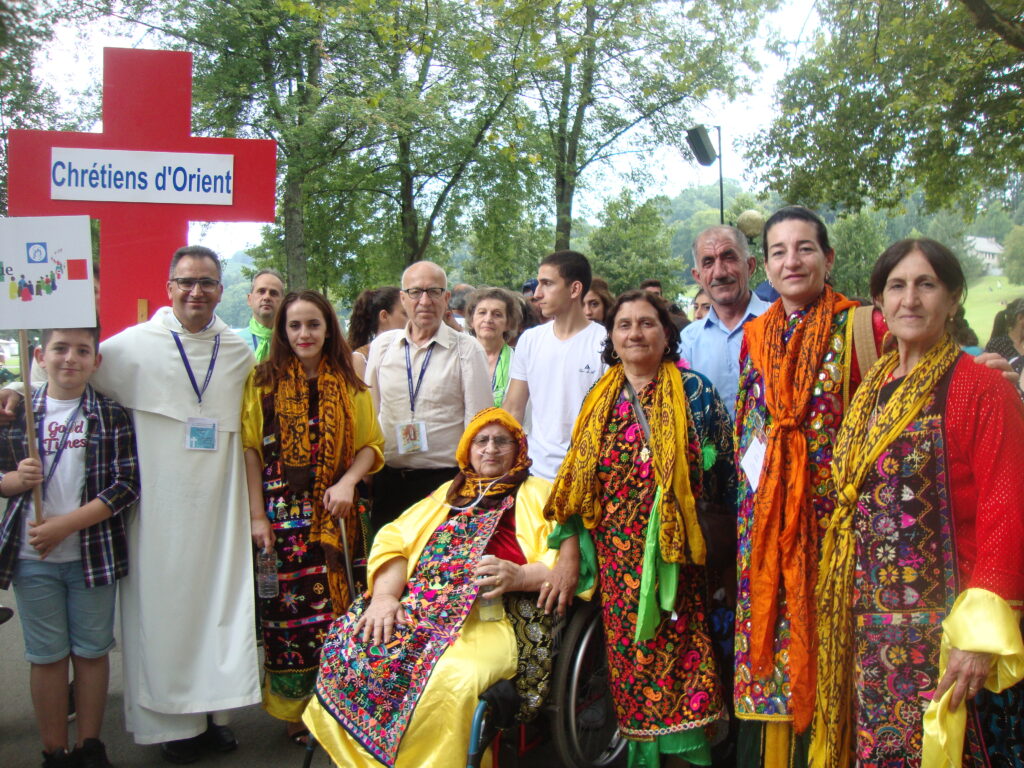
[6,244,84,303]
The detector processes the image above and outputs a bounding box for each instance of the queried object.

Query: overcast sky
[36,1,820,257]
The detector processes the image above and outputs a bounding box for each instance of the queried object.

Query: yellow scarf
[275,356,356,613]
[544,361,704,565]
[811,333,960,768]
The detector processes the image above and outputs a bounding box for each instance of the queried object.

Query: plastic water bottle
[257,548,278,598]
[477,555,504,622]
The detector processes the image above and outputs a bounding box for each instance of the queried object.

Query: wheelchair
[300,598,626,768]
[466,597,625,768]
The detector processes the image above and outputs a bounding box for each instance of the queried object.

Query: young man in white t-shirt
[0,328,139,768]
[504,250,607,481]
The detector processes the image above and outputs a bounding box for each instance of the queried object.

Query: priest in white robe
[87,247,260,760]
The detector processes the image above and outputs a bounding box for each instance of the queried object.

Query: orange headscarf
[445,407,531,505]
[742,284,856,733]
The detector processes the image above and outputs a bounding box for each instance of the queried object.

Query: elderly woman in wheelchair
[301,408,563,767]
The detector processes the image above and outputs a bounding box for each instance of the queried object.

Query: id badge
[185,417,219,451]
[740,430,767,492]
[396,420,428,455]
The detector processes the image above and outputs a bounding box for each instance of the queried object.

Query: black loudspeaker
[686,126,717,166]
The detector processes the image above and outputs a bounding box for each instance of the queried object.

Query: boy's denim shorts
[12,558,117,664]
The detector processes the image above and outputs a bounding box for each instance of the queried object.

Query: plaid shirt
[0,384,140,588]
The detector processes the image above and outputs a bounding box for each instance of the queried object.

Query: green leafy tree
[587,189,679,295]
[527,0,776,250]
[1002,225,1024,285]
[748,0,1024,212]
[0,1,92,214]
[109,0,543,290]
[829,210,887,298]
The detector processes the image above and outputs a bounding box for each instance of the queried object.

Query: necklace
[623,380,652,464]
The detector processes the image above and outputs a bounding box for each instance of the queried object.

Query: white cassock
[92,307,260,744]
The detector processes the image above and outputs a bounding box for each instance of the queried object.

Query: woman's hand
[250,515,275,552]
[354,595,409,645]
[474,555,522,600]
[323,478,357,520]
[973,351,1019,384]
[539,536,580,617]
[934,648,993,711]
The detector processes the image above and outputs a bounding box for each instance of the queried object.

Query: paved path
[0,604,583,768]
[0,605,320,768]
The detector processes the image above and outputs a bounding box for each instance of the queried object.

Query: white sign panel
[50,147,234,206]
[0,216,96,330]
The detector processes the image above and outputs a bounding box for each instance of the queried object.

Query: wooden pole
[18,330,44,524]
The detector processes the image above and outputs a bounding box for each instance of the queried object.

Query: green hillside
[964,275,1024,347]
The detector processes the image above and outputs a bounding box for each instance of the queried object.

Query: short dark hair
[250,267,284,291]
[465,287,522,341]
[762,206,831,259]
[540,250,592,298]
[640,278,662,290]
[600,289,681,366]
[869,238,966,303]
[694,287,708,301]
[450,284,475,312]
[256,290,364,391]
[41,327,100,351]
[169,245,222,279]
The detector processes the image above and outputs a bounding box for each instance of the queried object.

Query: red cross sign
[7,47,277,336]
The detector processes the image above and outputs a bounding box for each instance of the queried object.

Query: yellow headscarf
[543,361,704,565]
[446,407,531,505]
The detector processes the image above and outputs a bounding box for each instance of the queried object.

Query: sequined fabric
[259,384,333,706]
[734,307,850,720]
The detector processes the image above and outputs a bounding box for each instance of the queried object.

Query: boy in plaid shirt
[0,327,139,768]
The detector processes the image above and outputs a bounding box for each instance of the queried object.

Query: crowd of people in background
[2,207,1024,768]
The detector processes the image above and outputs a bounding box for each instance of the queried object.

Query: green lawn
[963,275,1024,347]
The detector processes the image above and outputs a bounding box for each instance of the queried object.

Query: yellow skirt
[303,610,517,768]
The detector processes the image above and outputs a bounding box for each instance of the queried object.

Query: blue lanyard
[171,332,221,404]
[404,341,434,415]
[37,394,85,497]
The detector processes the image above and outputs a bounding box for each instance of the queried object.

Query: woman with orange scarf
[242,290,384,743]
[733,207,884,767]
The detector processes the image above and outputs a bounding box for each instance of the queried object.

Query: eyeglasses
[402,287,445,301]
[171,277,221,293]
[471,435,516,451]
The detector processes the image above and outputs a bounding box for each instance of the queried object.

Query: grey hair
[465,287,522,341]
[690,226,749,266]
[401,260,448,290]
[250,267,285,291]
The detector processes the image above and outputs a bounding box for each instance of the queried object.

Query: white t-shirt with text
[19,396,87,562]
[510,321,607,480]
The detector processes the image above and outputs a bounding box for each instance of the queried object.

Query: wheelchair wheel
[550,601,626,768]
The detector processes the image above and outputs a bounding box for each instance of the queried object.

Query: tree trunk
[551,0,597,252]
[283,167,308,290]
[398,135,419,267]
[554,171,574,251]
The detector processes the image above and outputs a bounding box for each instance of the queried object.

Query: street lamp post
[685,124,724,224]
